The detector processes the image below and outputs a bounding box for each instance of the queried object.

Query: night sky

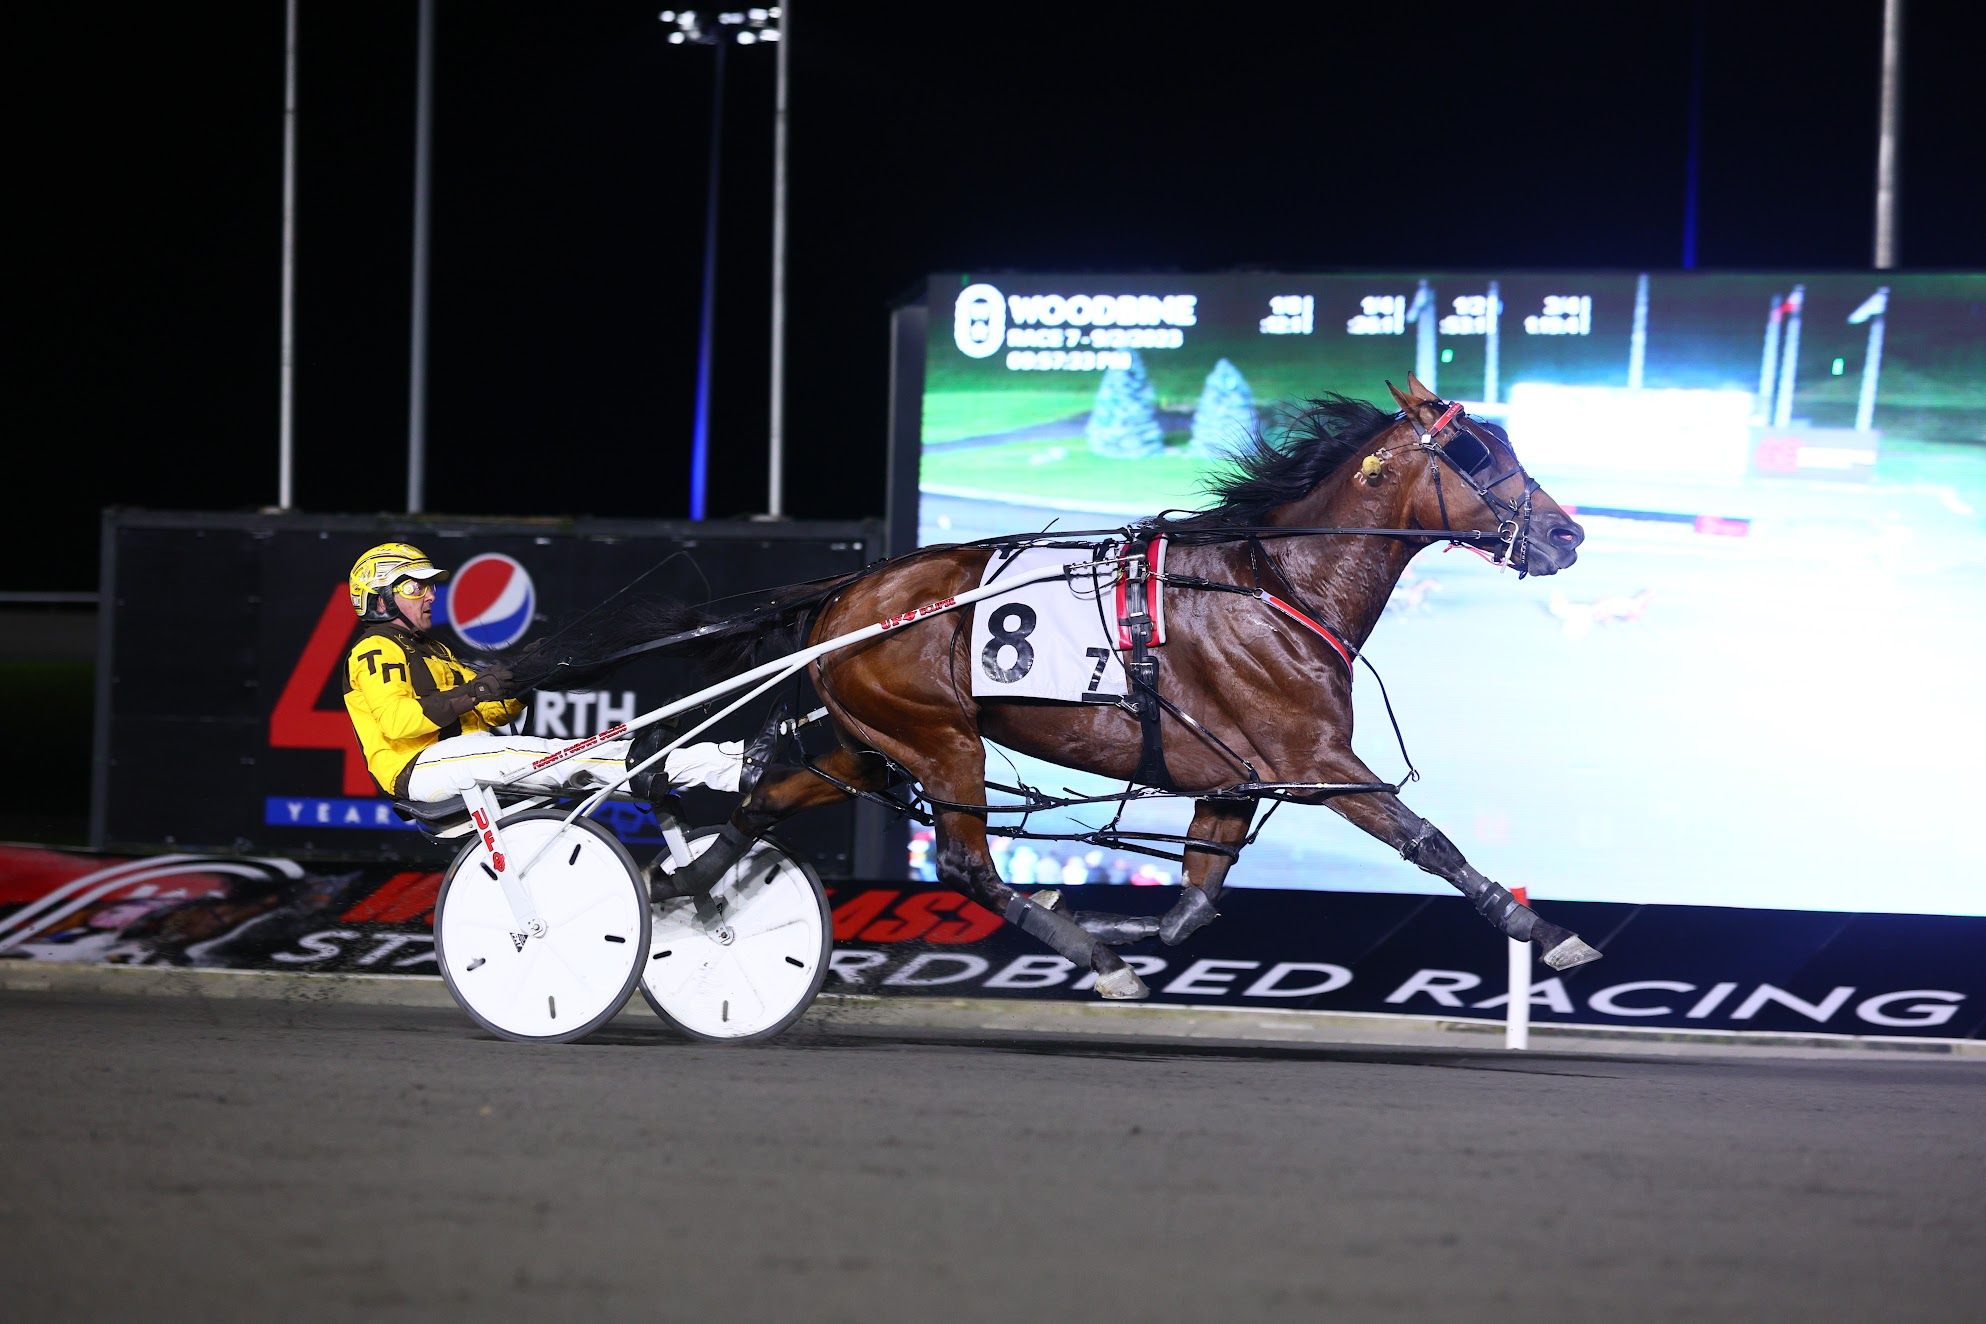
[18,1,1985,592]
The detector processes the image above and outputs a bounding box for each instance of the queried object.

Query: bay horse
[524,375,1599,1000]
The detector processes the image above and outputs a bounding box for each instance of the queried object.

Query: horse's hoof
[1095,966,1150,1000]
[1541,936,1603,971]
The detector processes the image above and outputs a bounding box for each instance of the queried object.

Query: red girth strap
[1260,592,1353,669]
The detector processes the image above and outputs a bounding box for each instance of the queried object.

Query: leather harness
[1107,532,1359,792]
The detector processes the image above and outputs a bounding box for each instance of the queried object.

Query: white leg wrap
[1542,937,1603,971]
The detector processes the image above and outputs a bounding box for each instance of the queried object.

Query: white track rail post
[1849,287,1890,433]
[1410,280,1437,392]
[1628,273,1649,391]
[1505,885,1532,1050]
[1772,285,1805,429]
[1483,280,1500,405]
[1756,292,1785,424]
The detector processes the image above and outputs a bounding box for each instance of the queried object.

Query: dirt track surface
[3,991,1983,1322]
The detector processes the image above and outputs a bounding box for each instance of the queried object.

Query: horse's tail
[497,572,857,694]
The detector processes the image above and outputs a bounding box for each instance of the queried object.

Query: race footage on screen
[913,271,1986,916]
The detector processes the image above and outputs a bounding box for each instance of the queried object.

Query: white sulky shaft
[506,555,1115,889]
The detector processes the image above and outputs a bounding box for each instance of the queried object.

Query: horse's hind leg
[896,738,1146,997]
[734,745,893,835]
[654,746,889,899]
[929,800,1149,999]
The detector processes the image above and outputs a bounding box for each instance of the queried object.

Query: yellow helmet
[348,542,450,622]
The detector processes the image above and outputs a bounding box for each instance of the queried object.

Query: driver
[341,542,742,804]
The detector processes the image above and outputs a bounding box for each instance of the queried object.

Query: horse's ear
[1386,379,1416,412]
[1405,373,1439,402]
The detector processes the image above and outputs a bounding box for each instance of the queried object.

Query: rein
[524,569,868,681]
[535,522,1503,681]
[960,524,1511,549]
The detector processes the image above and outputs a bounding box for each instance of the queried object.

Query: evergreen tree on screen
[1086,351,1164,458]
[1189,358,1258,458]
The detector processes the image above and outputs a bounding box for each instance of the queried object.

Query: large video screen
[912,271,1986,917]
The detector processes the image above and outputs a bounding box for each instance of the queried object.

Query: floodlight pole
[1873,0,1903,269]
[278,0,298,509]
[407,0,436,513]
[663,8,782,521]
[767,2,790,517]
[1681,0,1704,269]
[690,37,727,521]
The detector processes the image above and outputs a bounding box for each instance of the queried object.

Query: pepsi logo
[441,554,537,650]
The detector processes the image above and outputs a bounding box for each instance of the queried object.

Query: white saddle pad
[969,548,1128,703]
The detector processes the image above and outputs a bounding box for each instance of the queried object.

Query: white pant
[405,732,745,802]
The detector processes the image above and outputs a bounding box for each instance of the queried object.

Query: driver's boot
[736,698,790,799]
[625,721,678,808]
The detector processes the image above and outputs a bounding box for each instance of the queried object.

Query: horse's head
[1378,375,1583,577]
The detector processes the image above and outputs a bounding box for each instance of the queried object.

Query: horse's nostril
[1550,525,1580,548]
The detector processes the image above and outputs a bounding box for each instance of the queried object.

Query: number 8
[980,605,1037,683]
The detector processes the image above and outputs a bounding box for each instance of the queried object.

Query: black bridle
[1397,399,1543,576]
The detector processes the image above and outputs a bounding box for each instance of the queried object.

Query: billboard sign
[94,511,886,871]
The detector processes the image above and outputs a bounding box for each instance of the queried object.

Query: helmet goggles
[349,542,450,621]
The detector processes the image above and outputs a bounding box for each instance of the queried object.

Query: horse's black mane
[1163,393,1394,529]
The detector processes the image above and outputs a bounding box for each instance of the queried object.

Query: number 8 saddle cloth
[967,539,1168,704]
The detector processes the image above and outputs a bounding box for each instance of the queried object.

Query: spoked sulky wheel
[641,828,832,1042]
[434,810,651,1044]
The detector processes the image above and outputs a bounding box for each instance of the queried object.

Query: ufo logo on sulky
[441,553,537,650]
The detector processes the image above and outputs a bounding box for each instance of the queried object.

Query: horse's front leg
[1312,751,1602,971]
[1156,797,1256,945]
[1032,799,1254,948]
